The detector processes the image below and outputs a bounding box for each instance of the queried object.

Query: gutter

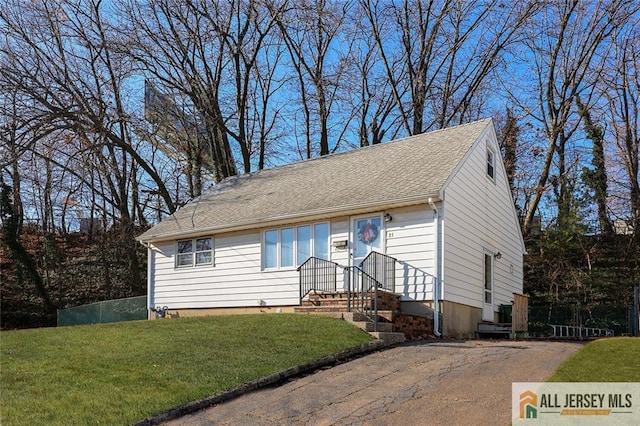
[428,197,442,337]
[137,194,438,244]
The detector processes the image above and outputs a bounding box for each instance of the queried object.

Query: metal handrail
[297,257,339,303]
[359,251,396,293]
[344,265,381,330]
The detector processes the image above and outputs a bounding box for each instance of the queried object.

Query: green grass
[549,337,640,382]
[1,314,372,425]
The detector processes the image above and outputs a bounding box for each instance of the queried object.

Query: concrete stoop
[369,331,407,345]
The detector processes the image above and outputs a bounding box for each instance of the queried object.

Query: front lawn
[549,337,640,382]
[1,314,372,425]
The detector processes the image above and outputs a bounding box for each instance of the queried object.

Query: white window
[313,223,329,260]
[281,227,294,268]
[486,148,495,180]
[176,237,214,268]
[264,230,278,269]
[296,225,311,262]
[264,222,329,269]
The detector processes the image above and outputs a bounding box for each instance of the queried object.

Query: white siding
[149,207,438,310]
[385,205,437,301]
[150,229,299,309]
[442,128,525,312]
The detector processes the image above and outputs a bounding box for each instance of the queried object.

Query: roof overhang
[137,194,441,244]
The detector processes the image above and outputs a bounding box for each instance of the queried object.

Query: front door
[482,252,494,321]
[351,215,383,266]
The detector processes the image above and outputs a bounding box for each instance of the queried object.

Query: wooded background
[1,0,638,329]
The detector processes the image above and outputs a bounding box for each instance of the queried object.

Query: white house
[137,118,526,337]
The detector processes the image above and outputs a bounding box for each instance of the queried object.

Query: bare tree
[249,41,290,169]
[0,0,177,218]
[121,0,243,182]
[600,22,640,236]
[0,0,188,292]
[192,0,284,172]
[0,89,25,229]
[346,2,401,147]
[360,0,537,136]
[498,108,519,198]
[515,0,638,233]
[270,0,353,158]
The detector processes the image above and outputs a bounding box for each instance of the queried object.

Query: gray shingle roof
[138,119,492,242]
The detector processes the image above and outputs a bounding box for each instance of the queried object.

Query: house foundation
[149,306,296,320]
[441,300,484,338]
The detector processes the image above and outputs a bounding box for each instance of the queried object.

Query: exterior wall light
[384,213,393,222]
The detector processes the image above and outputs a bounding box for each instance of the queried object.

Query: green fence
[57,296,147,326]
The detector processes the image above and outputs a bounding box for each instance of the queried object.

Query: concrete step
[353,321,393,333]
[293,308,401,342]
[369,331,406,345]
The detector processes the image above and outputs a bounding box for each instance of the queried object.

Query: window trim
[175,236,214,268]
[263,222,330,270]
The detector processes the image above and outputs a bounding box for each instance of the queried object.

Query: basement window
[176,237,214,268]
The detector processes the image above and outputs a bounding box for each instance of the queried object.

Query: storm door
[482,252,494,321]
[351,215,383,266]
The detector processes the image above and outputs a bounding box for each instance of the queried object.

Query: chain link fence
[57,296,147,326]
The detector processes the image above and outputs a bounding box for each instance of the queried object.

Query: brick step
[294,306,395,319]
[294,308,433,342]
[303,292,401,311]
[302,298,351,307]
[305,292,368,303]
[308,291,352,299]
[294,306,352,313]
[304,290,397,298]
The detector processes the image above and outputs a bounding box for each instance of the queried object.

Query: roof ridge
[208,118,492,191]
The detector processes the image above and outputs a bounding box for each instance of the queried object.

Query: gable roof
[138,118,492,242]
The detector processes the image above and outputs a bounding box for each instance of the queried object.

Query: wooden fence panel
[512,293,529,332]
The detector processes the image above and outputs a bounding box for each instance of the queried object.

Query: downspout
[428,198,442,337]
[141,241,153,320]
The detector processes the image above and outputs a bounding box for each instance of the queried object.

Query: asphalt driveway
[161,340,582,425]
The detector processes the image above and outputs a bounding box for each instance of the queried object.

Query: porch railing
[359,251,396,293]
[297,257,338,303]
[298,251,397,332]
